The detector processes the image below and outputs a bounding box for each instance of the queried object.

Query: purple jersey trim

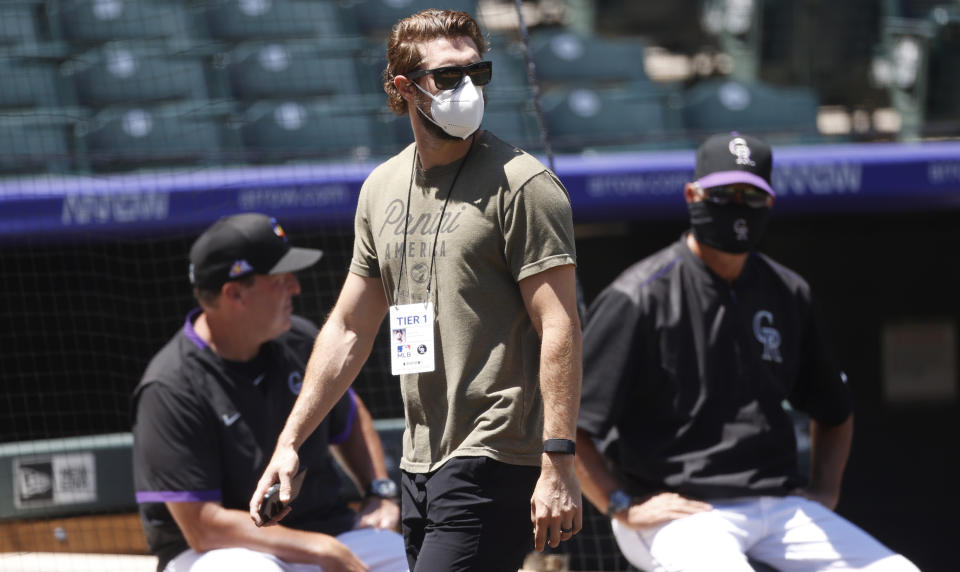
[136,489,222,503]
[183,307,207,349]
[639,256,681,289]
[328,388,358,445]
[696,171,775,196]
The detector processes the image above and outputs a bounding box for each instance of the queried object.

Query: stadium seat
[679,78,821,141]
[79,105,228,171]
[529,30,650,87]
[55,0,192,46]
[0,59,62,109]
[593,0,710,54]
[540,87,679,152]
[923,5,960,126]
[203,0,360,46]
[484,35,532,102]
[240,100,378,162]
[481,103,543,150]
[353,41,390,96]
[0,3,39,47]
[339,0,478,35]
[0,114,73,174]
[69,44,208,107]
[225,42,361,100]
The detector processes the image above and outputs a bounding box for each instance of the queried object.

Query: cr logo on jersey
[752,310,782,363]
[287,372,302,395]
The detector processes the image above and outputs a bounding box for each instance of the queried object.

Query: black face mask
[687,201,771,253]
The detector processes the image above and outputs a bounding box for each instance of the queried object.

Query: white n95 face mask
[414,75,484,140]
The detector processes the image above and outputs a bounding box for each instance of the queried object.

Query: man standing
[575,133,919,571]
[249,9,582,572]
[133,213,407,572]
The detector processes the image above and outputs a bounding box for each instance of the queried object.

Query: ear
[683,183,699,204]
[221,281,245,305]
[394,75,417,103]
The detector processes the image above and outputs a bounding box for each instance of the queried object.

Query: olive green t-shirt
[350,130,577,472]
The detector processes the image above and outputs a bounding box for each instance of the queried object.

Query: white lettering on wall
[928,161,960,185]
[586,173,691,197]
[772,163,862,195]
[237,184,350,210]
[61,192,170,226]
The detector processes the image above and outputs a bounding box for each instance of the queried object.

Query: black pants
[401,456,539,572]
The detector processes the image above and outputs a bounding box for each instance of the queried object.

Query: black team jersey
[579,234,852,501]
[132,312,357,570]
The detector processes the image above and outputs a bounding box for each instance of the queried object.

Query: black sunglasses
[406,61,493,91]
[700,184,773,208]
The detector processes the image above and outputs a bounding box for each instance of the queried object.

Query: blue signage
[1,141,959,242]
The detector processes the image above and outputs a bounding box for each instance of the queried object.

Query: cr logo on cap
[729,137,756,167]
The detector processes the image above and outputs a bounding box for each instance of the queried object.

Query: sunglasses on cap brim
[406,61,493,91]
[699,184,773,208]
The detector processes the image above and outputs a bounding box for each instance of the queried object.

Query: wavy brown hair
[383,9,488,116]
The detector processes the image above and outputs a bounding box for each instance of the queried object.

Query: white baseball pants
[610,496,919,572]
[165,528,408,572]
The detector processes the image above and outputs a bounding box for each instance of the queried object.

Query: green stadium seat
[80,105,228,171]
[0,113,73,174]
[540,87,679,152]
[0,3,39,47]
[481,103,543,150]
[529,30,649,87]
[55,0,192,45]
[203,0,359,46]
[240,100,378,162]
[226,42,361,100]
[593,0,709,54]
[353,40,390,96]
[484,36,532,102]
[679,78,821,141]
[924,4,960,126]
[340,0,478,35]
[0,58,62,108]
[69,44,208,106]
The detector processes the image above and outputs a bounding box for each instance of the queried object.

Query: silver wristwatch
[606,489,631,517]
[367,478,398,499]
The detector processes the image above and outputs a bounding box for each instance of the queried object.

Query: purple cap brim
[697,171,775,196]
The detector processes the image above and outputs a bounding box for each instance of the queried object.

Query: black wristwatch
[366,478,398,500]
[606,489,631,517]
[543,438,576,455]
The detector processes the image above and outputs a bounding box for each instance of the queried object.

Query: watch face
[371,478,398,498]
[607,490,631,516]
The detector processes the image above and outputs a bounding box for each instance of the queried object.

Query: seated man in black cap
[574,134,919,571]
[132,213,408,572]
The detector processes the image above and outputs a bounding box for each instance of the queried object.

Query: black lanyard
[394,138,475,305]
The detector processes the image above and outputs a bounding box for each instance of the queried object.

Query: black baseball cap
[189,213,322,290]
[694,132,775,196]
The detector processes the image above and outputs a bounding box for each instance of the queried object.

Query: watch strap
[543,438,576,455]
